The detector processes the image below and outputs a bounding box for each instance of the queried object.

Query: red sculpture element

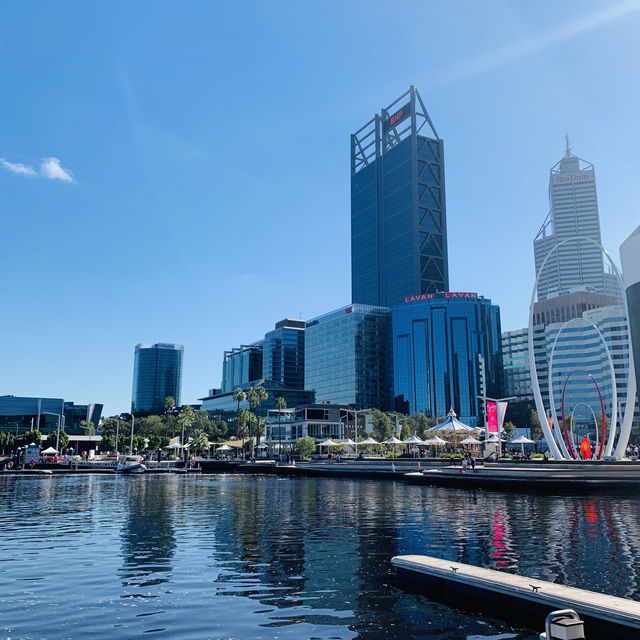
[561,370,606,460]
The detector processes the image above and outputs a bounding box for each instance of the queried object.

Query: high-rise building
[262,319,305,389]
[131,343,183,415]
[542,305,637,431]
[304,304,393,410]
[220,343,264,394]
[392,292,502,425]
[621,226,640,405]
[351,86,448,307]
[534,140,612,301]
[501,328,533,402]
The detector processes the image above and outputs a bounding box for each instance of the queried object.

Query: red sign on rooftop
[403,292,479,303]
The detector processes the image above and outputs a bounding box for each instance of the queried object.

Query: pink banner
[487,401,498,433]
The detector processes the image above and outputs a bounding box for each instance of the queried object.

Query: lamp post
[348,409,370,457]
[477,395,516,458]
[41,410,65,454]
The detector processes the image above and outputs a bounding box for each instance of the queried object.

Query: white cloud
[0,157,37,176]
[40,157,74,183]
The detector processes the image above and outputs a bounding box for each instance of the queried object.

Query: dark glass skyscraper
[132,343,183,415]
[392,293,502,425]
[262,318,305,389]
[351,86,449,307]
[221,343,263,394]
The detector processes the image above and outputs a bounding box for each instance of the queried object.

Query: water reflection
[1,474,640,639]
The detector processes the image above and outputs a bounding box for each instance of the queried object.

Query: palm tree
[275,396,287,457]
[164,396,175,413]
[236,408,252,458]
[232,388,246,439]
[246,386,259,456]
[190,429,210,457]
[178,405,195,447]
[254,384,268,454]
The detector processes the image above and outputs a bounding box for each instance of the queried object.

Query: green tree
[190,429,210,456]
[294,436,316,458]
[232,388,246,438]
[23,430,42,446]
[404,413,436,440]
[133,434,146,451]
[236,408,252,452]
[79,420,95,436]
[502,421,517,439]
[275,396,287,451]
[367,409,395,442]
[0,432,14,454]
[164,396,175,413]
[44,430,69,451]
[399,423,410,440]
[530,410,543,442]
[178,405,195,445]
[504,400,535,429]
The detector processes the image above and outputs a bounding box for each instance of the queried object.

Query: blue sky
[2,1,640,416]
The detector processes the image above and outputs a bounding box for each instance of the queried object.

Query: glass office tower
[304,304,393,410]
[351,86,449,307]
[392,293,502,425]
[131,343,183,415]
[501,328,533,402]
[262,318,305,389]
[534,141,613,301]
[221,343,264,394]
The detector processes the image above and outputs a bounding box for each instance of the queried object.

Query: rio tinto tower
[533,138,615,301]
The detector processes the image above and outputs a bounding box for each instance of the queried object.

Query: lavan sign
[404,292,479,303]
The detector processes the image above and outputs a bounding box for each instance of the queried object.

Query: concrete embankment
[198,458,640,493]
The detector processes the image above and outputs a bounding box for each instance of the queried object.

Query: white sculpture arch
[528,236,637,460]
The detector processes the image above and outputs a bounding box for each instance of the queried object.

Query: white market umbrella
[460,436,481,446]
[403,435,424,444]
[510,435,534,455]
[216,444,233,452]
[360,437,380,445]
[41,446,58,455]
[318,439,339,454]
[383,435,403,457]
[424,435,447,445]
[166,442,183,449]
[340,438,356,446]
[257,443,268,449]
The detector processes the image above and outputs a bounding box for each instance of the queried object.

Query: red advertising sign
[487,401,498,433]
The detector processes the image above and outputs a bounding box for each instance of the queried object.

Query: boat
[116,454,146,474]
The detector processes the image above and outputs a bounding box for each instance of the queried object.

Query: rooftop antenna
[565,132,571,157]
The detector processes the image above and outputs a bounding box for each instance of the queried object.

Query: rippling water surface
[1,474,639,639]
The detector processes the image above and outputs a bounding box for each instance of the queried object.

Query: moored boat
[116,454,146,474]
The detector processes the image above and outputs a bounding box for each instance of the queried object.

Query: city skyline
[2,2,640,416]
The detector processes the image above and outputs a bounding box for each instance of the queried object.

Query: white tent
[216,444,233,452]
[424,435,447,445]
[460,436,481,446]
[41,446,58,455]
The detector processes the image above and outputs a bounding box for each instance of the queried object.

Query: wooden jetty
[392,554,640,639]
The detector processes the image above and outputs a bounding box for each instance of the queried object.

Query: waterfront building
[531,288,619,411]
[620,225,640,405]
[0,395,103,436]
[304,304,393,411]
[534,140,618,302]
[199,382,314,420]
[542,304,638,432]
[266,402,350,448]
[262,318,305,389]
[131,343,183,415]
[391,292,502,426]
[501,328,533,402]
[221,343,263,394]
[351,86,448,307]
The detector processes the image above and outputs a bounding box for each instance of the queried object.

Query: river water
[1,474,639,640]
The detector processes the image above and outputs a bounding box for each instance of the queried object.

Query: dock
[392,554,640,639]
